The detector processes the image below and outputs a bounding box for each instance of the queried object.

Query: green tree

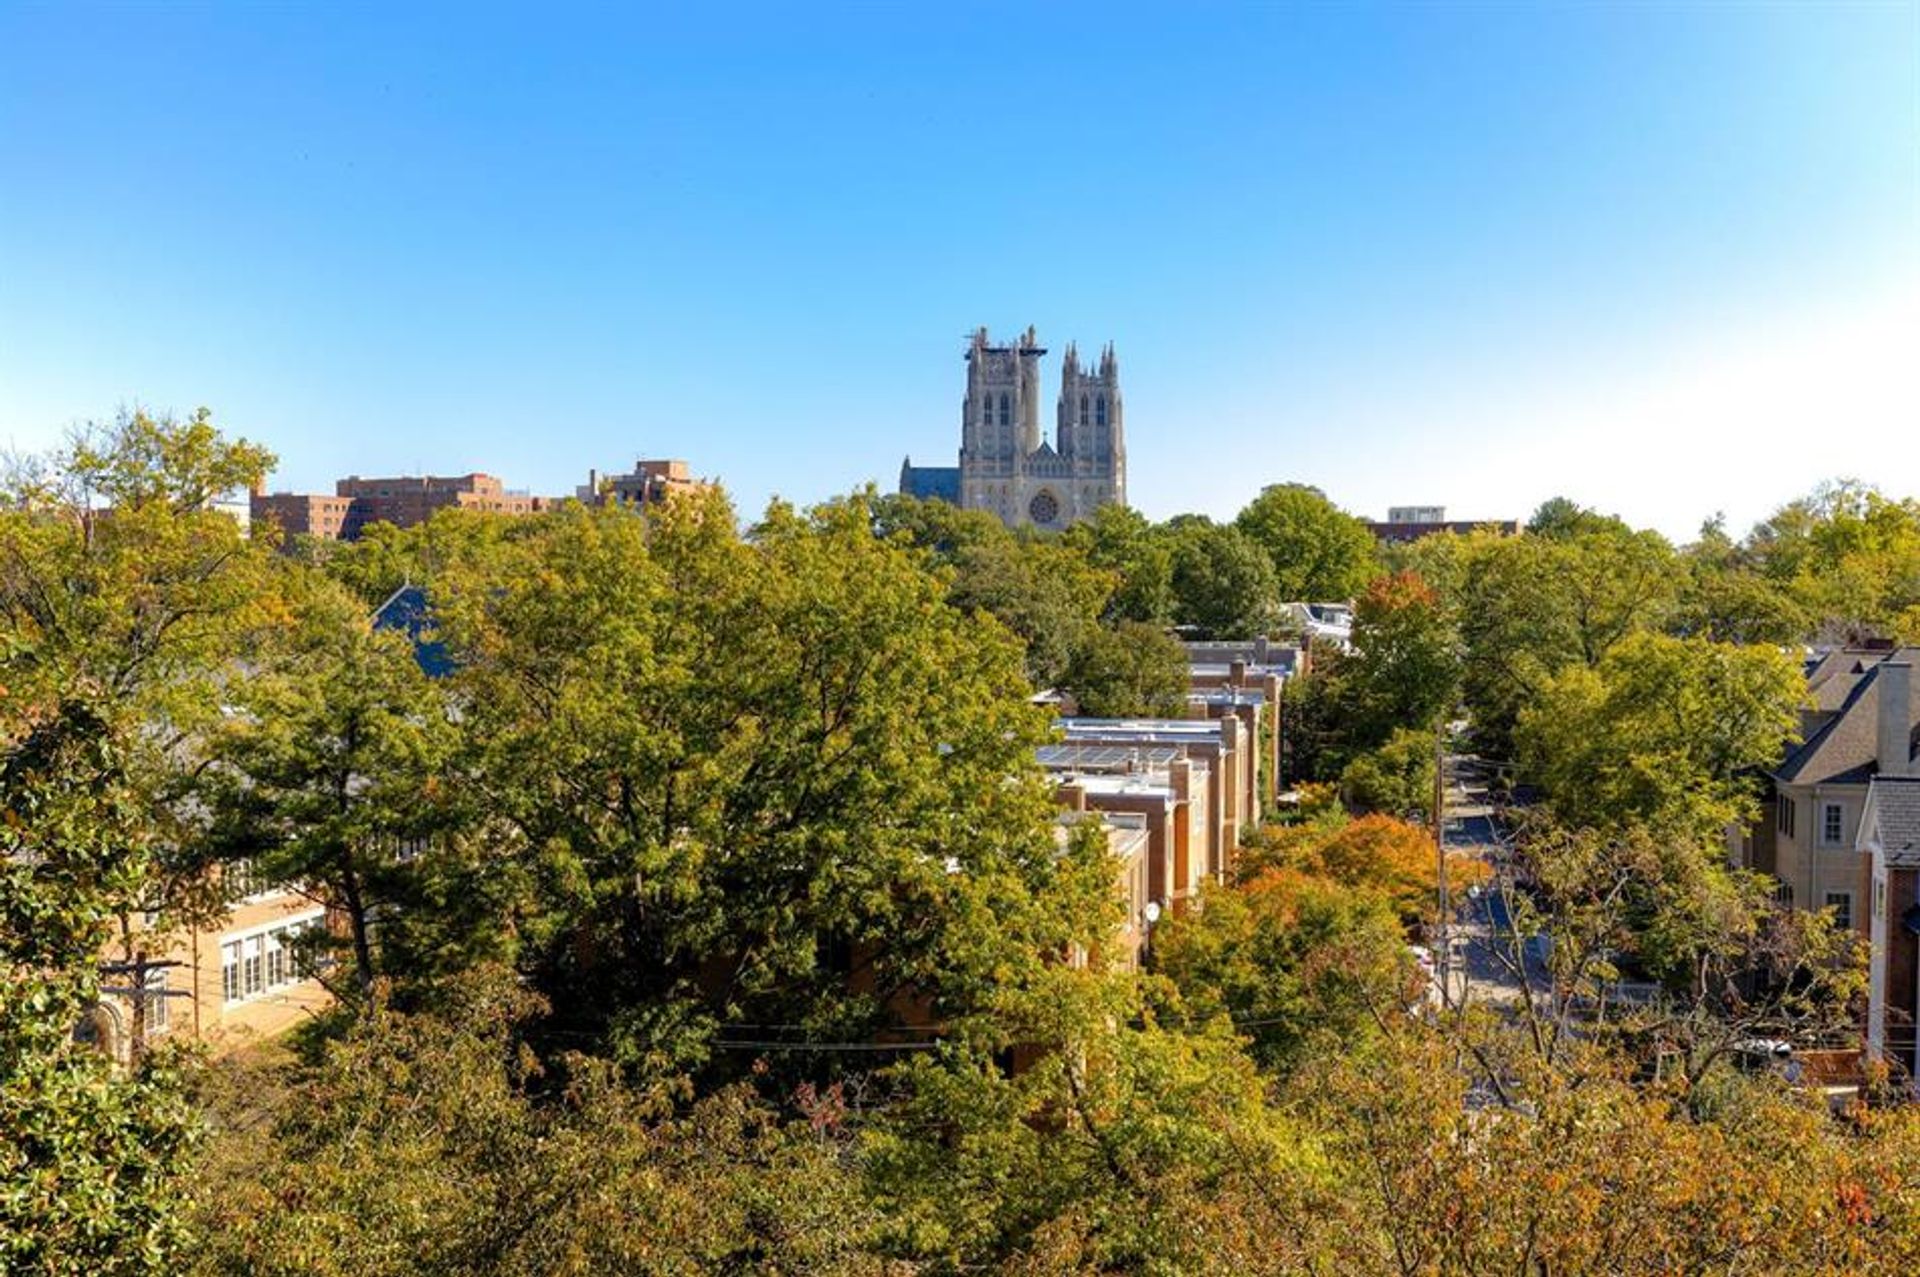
[1338,727,1438,823]
[1343,570,1460,745]
[1515,632,1803,834]
[1232,483,1378,602]
[869,490,1008,559]
[198,571,459,1004]
[873,493,1117,689]
[1446,520,1683,758]
[432,491,1111,1082]
[188,970,881,1277]
[1673,517,1810,645]
[1152,867,1407,1074]
[862,967,1315,1272]
[946,530,1115,689]
[1524,494,1626,540]
[1275,658,1362,785]
[1745,480,1920,643]
[317,506,526,609]
[1061,619,1190,719]
[1,410,273,1274]
[1167,519,1281,638]
[1063,502,1176,626]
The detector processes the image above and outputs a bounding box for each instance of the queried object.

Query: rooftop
[1775,647,1920,786]
[1061,717,1232,738]
[1038,741,1186,774]
[1186,687,1269,706]
[1057,773,1178,800]
[1863,776,1920,867]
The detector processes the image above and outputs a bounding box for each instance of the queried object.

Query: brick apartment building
[251,472,551,540]
[577,458,708,509]
[335,473,550,534]
[251,460,705,541]
[250,491,355,540]
[1043,740,1215,921]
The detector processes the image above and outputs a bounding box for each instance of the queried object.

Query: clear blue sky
[3,2,1915,539]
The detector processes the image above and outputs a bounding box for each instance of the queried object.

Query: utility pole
[1434,716,1449,1007]
[98,950,186,1063]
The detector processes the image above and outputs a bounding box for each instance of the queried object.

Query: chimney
[1169,758,1192,803]
[1254,634,1270,664]
[1058,782,1088,812]
[1878,660,1913,778]
[1229,658,1248,688]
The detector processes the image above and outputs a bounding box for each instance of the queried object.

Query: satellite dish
[1144,901,1162,924]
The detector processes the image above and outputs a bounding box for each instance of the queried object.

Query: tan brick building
[1056,717,1253,882]
[93,866,333,1060]
[1044,741,1214,921]
[577,458,707,509]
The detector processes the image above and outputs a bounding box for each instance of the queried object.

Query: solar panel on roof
[1036,742,1182,773]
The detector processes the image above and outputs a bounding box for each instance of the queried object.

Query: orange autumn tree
[1237,813,1487,925]
[1155,813,1492,1073]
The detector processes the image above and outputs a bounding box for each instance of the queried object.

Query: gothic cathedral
[899,326,1126,530]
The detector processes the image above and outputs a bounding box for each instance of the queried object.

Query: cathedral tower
[903,326,1127,530]
[1056,341,1126,508]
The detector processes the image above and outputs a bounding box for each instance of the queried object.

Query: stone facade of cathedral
[899,326,1126,530]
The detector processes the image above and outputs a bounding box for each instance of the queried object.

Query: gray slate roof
[1775,647,1920,787]
[1806,647,1889,712]
[1864,776,1920,867]
[898,460,960,504]
[372,584,456,679]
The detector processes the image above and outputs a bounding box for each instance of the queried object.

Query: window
[220,911,325,1007]
[1825,891,1853,932]
[1080,393,1089,423]
[1095,394,1107,427]
[998,393,1010,427]
[1822,803,1844,847]
[1776,796,1796,838]
[226,857,277,901]
[242,936,263,997]
[144,967,170,1036]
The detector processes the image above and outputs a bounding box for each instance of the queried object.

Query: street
[1436,756,1549,1009]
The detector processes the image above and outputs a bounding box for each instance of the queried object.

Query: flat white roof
[1060,774,1177,799]
[1062,718,1229,736]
